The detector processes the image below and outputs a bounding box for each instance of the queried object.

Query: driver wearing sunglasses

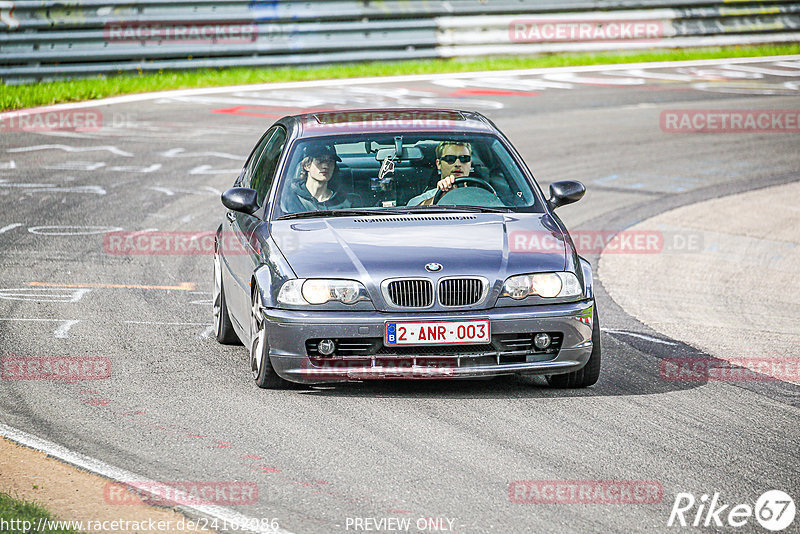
[408,141,474,206]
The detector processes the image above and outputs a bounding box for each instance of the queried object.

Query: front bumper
[263,300,594,384]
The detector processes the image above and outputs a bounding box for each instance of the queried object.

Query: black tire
[546,305,602,388]
[213,250,240,345]
[250,286,291,389]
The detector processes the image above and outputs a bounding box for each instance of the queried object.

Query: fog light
[318,339,336,356]
[534,333,551,350]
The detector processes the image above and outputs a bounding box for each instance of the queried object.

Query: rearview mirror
[375,147,423,161]
[548,181,585,210]
[221,187,259,215]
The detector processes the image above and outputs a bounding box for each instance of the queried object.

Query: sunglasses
[440,155,471,164]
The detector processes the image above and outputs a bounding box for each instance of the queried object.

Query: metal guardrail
[1,1,799,83]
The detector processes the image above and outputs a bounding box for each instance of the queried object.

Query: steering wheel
[432,177,497,204]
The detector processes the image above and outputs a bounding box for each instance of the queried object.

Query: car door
[223,126,287,332]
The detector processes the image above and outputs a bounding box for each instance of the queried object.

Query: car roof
[280,108,498,138]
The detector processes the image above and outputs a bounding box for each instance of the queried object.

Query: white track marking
[25,185,106,195]
[27,225,122,235]
[677,66,761,79]
[0,182,103,194]
[432,76,573,90]
[161,148,245,160]
[0,180,56,188]
[164,87,504,111]
[604,68,698,82]
[217,86,507,110]
[0,288,91,303]
[0,223,22,234]
[0,160,15,169]
[53,320,80,339]
[602,328,679,346]
[0,317,70,322]
[691,81,799,96]
[189,165,241,175]
[774,60,800,68]
[148,186,175,196]
[44,161,106,171]
[109,163,162,173]
[147,185,219,196]
[722,64,800,77]
[6,144,133,157]
[37,131,99,140]
[543,71,646,85]
[0,422,293,534]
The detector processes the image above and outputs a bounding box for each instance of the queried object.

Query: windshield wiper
[401,205,512,214]
[277,209,389,220]
[278,205,512,220]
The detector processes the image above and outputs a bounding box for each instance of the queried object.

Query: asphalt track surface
[1,57,799,533]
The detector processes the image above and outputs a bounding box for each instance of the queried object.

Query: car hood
[270,213,568,309]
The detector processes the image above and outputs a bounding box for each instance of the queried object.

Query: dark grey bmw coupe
[214,109,600,389]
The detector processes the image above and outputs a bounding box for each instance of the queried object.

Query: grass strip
[0,492,82,533]
[2,43,799,111]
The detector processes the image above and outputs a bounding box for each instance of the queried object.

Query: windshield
[273,133,542,218]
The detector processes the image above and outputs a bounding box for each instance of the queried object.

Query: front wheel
[250,286,291,389]
[546,306,601,388]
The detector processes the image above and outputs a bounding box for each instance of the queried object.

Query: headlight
[277,279,305,305]
[501,272,582,299]
[277,279,370,306]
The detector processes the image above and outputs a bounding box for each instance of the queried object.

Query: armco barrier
[1,1,799,83]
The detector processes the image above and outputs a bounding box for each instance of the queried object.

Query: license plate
[385,320,490,346]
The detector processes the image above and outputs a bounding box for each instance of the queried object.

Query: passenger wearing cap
[282,143,362,213]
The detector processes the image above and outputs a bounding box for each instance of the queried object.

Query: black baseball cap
[303,143,341,162]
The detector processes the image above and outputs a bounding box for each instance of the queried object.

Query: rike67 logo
[668,490,795,531]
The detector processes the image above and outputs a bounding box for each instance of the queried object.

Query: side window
[241,127,277,188]
[250,127,287,206]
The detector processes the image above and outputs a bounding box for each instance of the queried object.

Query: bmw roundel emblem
[425,263,443,273]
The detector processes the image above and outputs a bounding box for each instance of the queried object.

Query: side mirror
[221,187,259,215]
[548,180,585,210]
